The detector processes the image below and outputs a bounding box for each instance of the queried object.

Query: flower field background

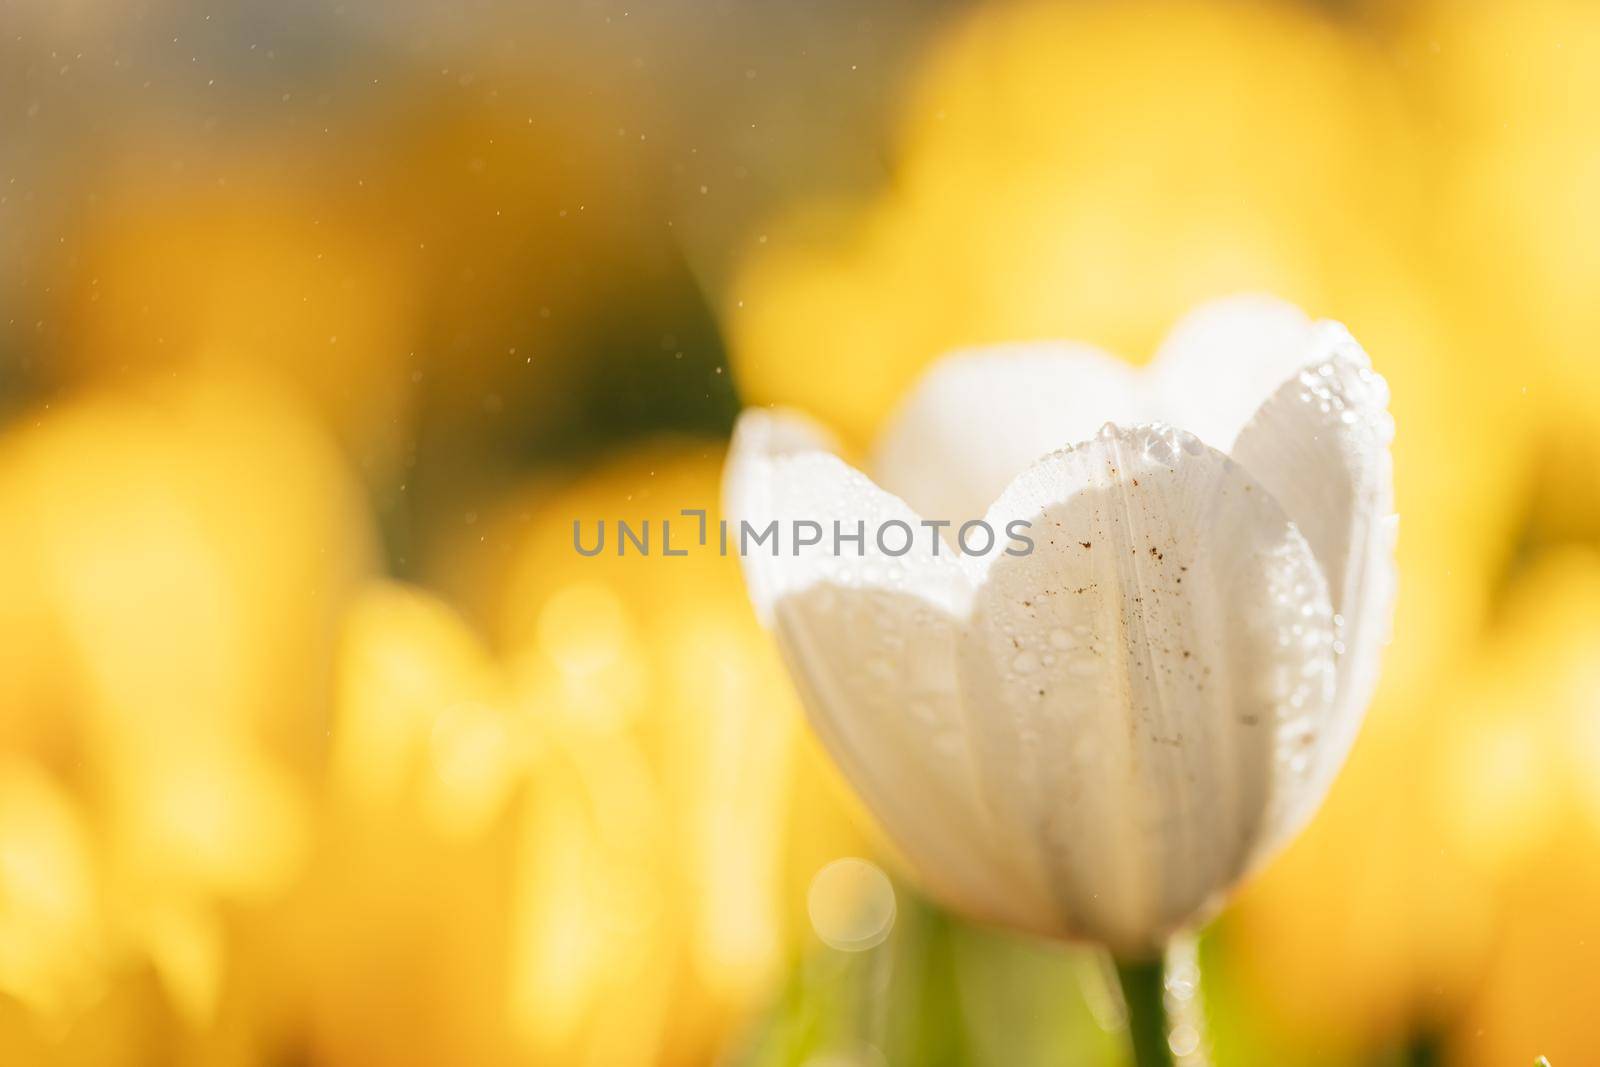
[2,1,1598,1065]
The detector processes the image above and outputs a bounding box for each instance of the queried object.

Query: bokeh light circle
[807,857,896,952]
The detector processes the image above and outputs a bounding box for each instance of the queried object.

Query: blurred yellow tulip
[1396,0,1600,555]
[1224,695,1497,1056]
[285,581,534,1067]
[1407,0,1600,404]
[1229,549,1600,1060]
[0,373,376,1036]
[487,442,871,1057]
[0,760,104,1021]
[281,442,866,1067]
[331,582,523,837]
[1441,550,1600,1067]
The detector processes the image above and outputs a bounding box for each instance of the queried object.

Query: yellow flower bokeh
[0,373,373,1062]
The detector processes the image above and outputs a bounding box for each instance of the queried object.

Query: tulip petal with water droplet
[724,296,1396,955]
[958,425,1335,956]
[726,410,1046,931]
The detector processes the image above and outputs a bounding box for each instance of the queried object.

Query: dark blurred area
[0,0,950,568]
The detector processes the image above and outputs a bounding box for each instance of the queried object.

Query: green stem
[1116,956,1174,1067]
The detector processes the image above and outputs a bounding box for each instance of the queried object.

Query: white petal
[722,408,1051,929]
[958,425,1337,955]
[722,407,840,623]
[1151,294,1321,450]
[1230,325,1397,815]
[871,344,1141,527]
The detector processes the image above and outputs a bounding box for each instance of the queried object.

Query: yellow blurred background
[2,0,1598,1064]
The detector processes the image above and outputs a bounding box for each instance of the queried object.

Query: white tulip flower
[724,295,1396,960]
